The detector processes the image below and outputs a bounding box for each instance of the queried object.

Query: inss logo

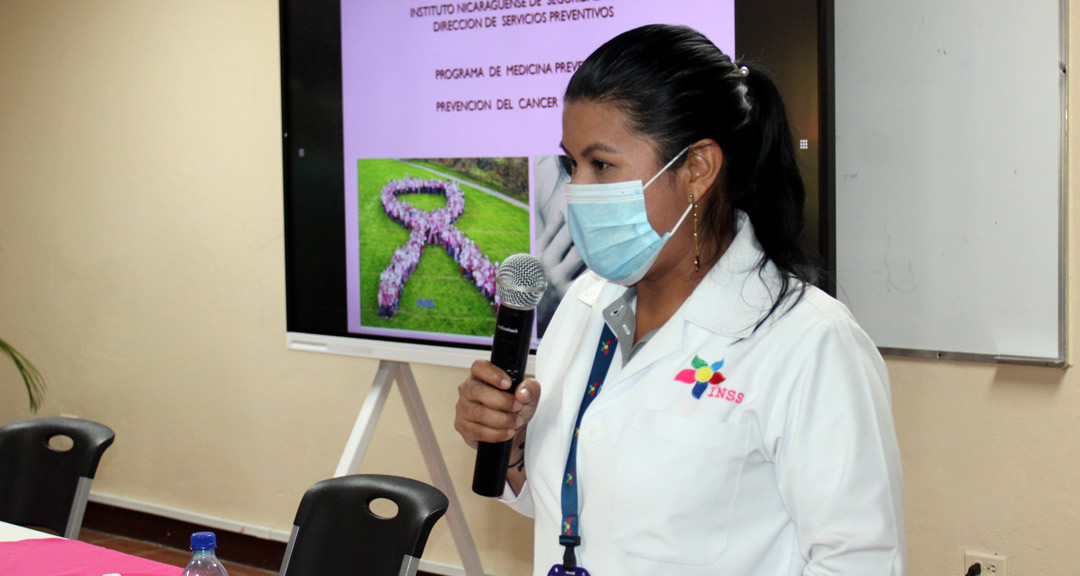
[416,298,435,309]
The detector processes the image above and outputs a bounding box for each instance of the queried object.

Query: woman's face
[561,98,697,283]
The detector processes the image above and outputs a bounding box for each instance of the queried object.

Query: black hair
[565,23,818,326]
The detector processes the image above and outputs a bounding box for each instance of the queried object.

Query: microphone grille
[496,254,548,311]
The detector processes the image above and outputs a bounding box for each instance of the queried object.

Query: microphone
[472,253,547,497]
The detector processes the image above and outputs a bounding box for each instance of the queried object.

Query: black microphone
[472,253,547,497]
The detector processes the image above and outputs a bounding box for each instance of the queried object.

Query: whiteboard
[833,0,1067,364]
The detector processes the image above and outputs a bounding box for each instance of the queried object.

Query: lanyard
[556,324,618,574]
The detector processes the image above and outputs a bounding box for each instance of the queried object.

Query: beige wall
[0,1,532,573]
[0,1,1074,575]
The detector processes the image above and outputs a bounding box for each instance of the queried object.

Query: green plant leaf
[0,338,46,412]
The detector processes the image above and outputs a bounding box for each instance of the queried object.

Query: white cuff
[496,478,535,518]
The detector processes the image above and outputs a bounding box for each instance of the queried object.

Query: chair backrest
[279,474,449,576]
[0,417,115,538]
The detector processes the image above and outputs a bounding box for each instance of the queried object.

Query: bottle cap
[190,531,217,550]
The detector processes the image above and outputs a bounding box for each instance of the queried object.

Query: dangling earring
[690,192,700,272]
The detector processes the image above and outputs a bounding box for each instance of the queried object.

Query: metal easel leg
[334,359,397,477]
[396,363,486,576]
[333,360,487,576]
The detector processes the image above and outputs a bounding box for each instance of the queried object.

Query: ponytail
[721,62,818,324]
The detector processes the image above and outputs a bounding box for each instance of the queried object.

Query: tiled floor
[78,529,277,576]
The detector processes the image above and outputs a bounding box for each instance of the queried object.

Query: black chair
[0,417,115,538]
[279,474,449,576]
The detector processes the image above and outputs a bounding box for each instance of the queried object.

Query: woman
[456,24,905,575]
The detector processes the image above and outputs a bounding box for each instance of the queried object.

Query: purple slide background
[344,0,734,339]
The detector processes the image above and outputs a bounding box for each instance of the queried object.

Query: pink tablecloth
[0,538,182,576]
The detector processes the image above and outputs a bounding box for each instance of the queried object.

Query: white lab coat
[503,214,905,575]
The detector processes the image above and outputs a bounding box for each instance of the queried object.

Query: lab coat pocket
[611,410,749,565]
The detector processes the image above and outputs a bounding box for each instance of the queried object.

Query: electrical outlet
[965,550,1008,576]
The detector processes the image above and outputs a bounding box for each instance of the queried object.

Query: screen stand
[335,360,486,576]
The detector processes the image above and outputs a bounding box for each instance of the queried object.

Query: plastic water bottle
[181,531,230,576]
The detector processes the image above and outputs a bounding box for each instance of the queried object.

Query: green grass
[357,158,530,336]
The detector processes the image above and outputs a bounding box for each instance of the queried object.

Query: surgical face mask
[566,146,692,285]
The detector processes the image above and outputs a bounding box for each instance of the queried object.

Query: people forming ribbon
[377,176,499,318]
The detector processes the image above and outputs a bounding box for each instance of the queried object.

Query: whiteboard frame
[834,0,1069,367]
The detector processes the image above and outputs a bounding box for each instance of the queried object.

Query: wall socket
[965,550,1008,576]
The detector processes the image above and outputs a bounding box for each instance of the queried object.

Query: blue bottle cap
[190,531,217,550]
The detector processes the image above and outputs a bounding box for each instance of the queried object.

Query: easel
[334,360,486,576]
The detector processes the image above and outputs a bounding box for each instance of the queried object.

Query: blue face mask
[565,146,692,286]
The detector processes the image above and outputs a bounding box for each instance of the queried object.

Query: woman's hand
[455,359,541,449]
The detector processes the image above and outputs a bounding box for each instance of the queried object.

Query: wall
[0,1,531,574]
[0,1,1074,575]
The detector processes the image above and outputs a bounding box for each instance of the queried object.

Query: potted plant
[1,338,45,412]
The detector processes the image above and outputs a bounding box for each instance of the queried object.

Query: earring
[690,193,700,272]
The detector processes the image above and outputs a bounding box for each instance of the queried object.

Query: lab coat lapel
[612,305,689,384]
[684,212,784,339]
[610,212,781,385]
[557,272,614,444]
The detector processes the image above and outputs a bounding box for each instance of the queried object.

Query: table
[0,520,182,576]
[0,521,57,542]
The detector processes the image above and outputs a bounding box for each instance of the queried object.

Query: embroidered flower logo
[675,356,726,399]
[600,339,612,355]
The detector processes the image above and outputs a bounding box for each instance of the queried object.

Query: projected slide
[359,157,529,336]
[343,0,735,346]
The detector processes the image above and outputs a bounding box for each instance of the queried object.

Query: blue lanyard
[557,324,618,572]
